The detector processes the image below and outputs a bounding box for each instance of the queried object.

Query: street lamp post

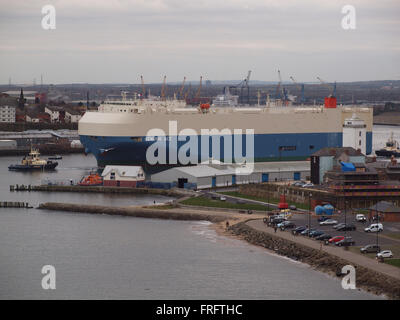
[344,200,347,237]
[308,193,312,237]
[376,200,379,251]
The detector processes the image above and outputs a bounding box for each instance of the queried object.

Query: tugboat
[8,148,58,171]
[375,132,400,158]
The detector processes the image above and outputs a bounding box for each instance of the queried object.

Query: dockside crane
[178,76,186,100]
[317,77,336,97]
[229,70,252,104]
[195,76,202,99]
[161,75,167,100]
[317,77,337,107]
[290,76,305,104]
[140,75,146,99]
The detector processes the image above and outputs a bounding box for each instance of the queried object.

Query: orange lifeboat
[79,172,103,186]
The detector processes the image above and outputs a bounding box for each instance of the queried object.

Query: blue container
[315,205,324,215]
[323,204,334,215]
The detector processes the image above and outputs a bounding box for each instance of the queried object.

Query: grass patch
[385,259,400,268]
[181,196,270,211]
[219,191,309,210]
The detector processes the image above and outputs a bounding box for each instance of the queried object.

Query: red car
[328,236,345,244]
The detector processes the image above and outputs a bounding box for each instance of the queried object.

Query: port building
[102,165,145,187]
[151,161,310,189]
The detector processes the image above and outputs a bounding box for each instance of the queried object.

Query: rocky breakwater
[229,221,400,299]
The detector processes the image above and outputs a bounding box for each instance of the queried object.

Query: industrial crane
[184,82,192,100]
[317,77,337,107]
[317,77,336,97]
[178,76,186,100]
[195,76,202,99]
[161,75,167,100]
[290,76,305,104]
[140,75,146,99]
[229,70,252,104]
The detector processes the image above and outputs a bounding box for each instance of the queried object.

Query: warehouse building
[151,161,310,189]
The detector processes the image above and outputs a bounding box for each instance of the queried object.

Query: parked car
[309,230,325,238]
[336,224,356,231]
[302,183,314,188]
[360,244,381,254]
[279,221,296,230]
[364,223,383,233]
[292,226,307,235]
[318,216,330,222]
[289,205,297,210]
[300,228,316,236]
[319,219,338,226]
[356,214,367,222]
[328,236,345,244]
[315,233,332,241]
[292,181,306,187]
[220,196,227,201]
[335,236,355,247]
[377,250,393,258]
[333,223,346,229]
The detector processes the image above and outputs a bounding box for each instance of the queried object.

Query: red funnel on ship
[324,97,337,108]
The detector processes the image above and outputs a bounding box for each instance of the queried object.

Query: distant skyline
[0,0,399,84]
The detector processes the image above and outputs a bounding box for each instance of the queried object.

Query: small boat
[79,172,103,186]
[48,155,63,160]
[8,148,58,171]
[375,132,400,157]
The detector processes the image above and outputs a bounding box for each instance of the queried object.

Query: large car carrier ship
[78,95,373,172]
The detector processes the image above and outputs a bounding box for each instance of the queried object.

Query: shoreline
[37,201,400,299]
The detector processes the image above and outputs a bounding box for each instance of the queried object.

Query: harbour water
[0,125,396,299]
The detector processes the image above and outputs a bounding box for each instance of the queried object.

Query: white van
[356,214,366,222]
[364,223,383,233]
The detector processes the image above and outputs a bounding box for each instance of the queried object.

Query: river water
[1,126,396,299]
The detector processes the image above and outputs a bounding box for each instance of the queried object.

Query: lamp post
[344,200,347,237]
[308,192,312,237]
[376,200,379,251]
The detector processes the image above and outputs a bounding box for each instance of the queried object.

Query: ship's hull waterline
[78,105,373,171]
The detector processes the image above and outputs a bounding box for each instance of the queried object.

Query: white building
[151,161,310,189]
[102,165,145,187]
[0,105,16,123]
[45,106,60,122]
[65,110,82,123]
[343,113,366,155]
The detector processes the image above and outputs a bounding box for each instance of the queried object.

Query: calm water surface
[0,127,394,299]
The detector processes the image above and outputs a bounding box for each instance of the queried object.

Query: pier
[0,201,32,208]
[9,184,192,198]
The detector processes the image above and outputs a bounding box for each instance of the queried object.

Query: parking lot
[283,212,400,254]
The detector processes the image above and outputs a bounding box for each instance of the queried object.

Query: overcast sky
[0,0,399,84]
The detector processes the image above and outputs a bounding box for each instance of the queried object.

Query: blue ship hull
[80,132,373,172]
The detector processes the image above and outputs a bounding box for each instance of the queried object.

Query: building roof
[154,161,310,179]
[369,201,400,213]
[312,147,364,158]
[102,165,143,178]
